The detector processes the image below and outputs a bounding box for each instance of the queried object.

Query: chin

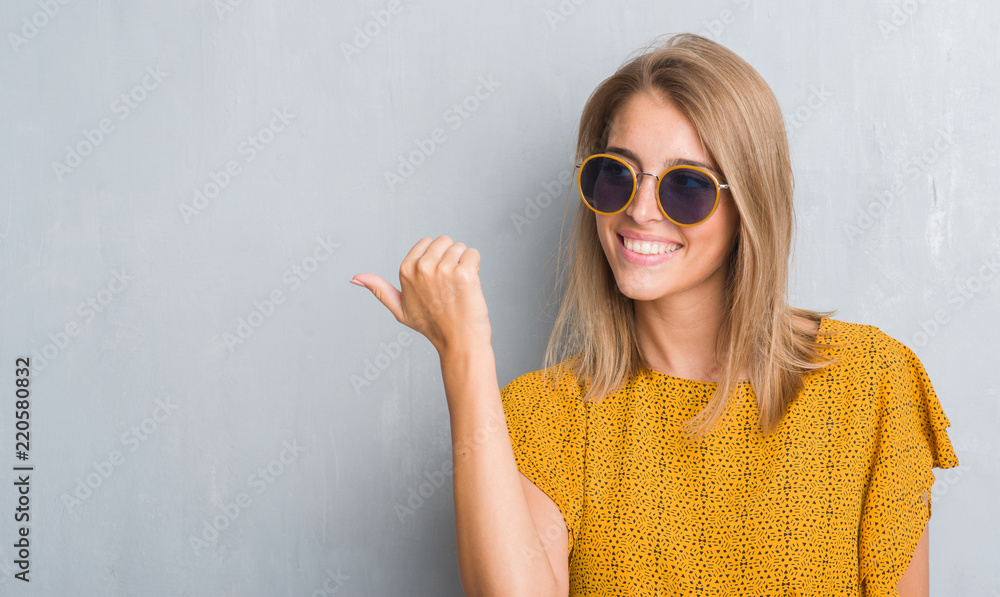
[610,275,665,302]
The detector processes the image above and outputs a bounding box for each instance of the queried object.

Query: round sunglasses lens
[659,168,717,225]
[580,157,633,213]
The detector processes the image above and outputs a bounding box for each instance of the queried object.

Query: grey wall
[1,0,996,595]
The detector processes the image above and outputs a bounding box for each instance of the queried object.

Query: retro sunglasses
[576,153,729,226]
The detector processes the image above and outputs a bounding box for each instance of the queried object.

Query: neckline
[639,316,832,386]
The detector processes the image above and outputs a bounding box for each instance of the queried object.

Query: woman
[351,33,958,596]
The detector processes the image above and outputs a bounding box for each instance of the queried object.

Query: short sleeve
[500,366,586,554]
[858,337,959,596]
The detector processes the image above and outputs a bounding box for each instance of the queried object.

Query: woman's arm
[895,493,929,597]
[352,236,569,597]
[442,341,569,597]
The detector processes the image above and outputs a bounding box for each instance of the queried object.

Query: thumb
[350,274,404,323]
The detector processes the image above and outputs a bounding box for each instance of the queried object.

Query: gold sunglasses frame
[575,153,729,227]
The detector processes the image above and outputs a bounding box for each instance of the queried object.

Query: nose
[625,172,663,223]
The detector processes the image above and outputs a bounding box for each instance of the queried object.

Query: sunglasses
[576,153,729,226]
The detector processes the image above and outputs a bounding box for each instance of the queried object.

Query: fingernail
[349,279,366,287]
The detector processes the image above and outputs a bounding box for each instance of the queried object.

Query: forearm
[442,341,559,597]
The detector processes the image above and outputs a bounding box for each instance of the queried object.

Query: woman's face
[595,91,740,306]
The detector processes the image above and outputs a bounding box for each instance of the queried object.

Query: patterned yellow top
[500,316,959,596]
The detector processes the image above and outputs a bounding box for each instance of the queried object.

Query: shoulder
[816,315,920,371]
[500,357,587,435]
[813,316,952,433]
[802,316,937,419]
[806,316,959,463]
[501,357,585,403]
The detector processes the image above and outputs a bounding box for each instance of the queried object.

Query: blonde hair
[543,33,842,439]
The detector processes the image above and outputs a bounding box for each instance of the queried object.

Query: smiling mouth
[619,234,682,256]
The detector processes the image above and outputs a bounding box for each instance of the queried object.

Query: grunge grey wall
[1,0,996,594]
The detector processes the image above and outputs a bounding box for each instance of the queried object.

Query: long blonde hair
[543,33,842,439]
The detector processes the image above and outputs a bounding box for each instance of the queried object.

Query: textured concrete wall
[0,0,994,594]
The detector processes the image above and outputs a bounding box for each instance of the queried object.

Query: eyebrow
[604,146,723,179]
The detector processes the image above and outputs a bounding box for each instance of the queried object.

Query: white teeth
[623,237,681,255]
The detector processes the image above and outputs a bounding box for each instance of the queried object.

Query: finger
[417,235,455,266]
[440,241,468,267]
[403,236,435,264]
[400,236,438,279]
[350,274,405,323]
[458,247,481,274]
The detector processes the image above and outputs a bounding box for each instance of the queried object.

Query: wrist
[438,332,494,365]
[436,321,492,357]
[437,335,499,414]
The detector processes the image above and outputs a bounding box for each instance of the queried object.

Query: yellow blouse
[500,316,959,596]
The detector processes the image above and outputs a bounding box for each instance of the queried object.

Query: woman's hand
[350,235,491,354]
